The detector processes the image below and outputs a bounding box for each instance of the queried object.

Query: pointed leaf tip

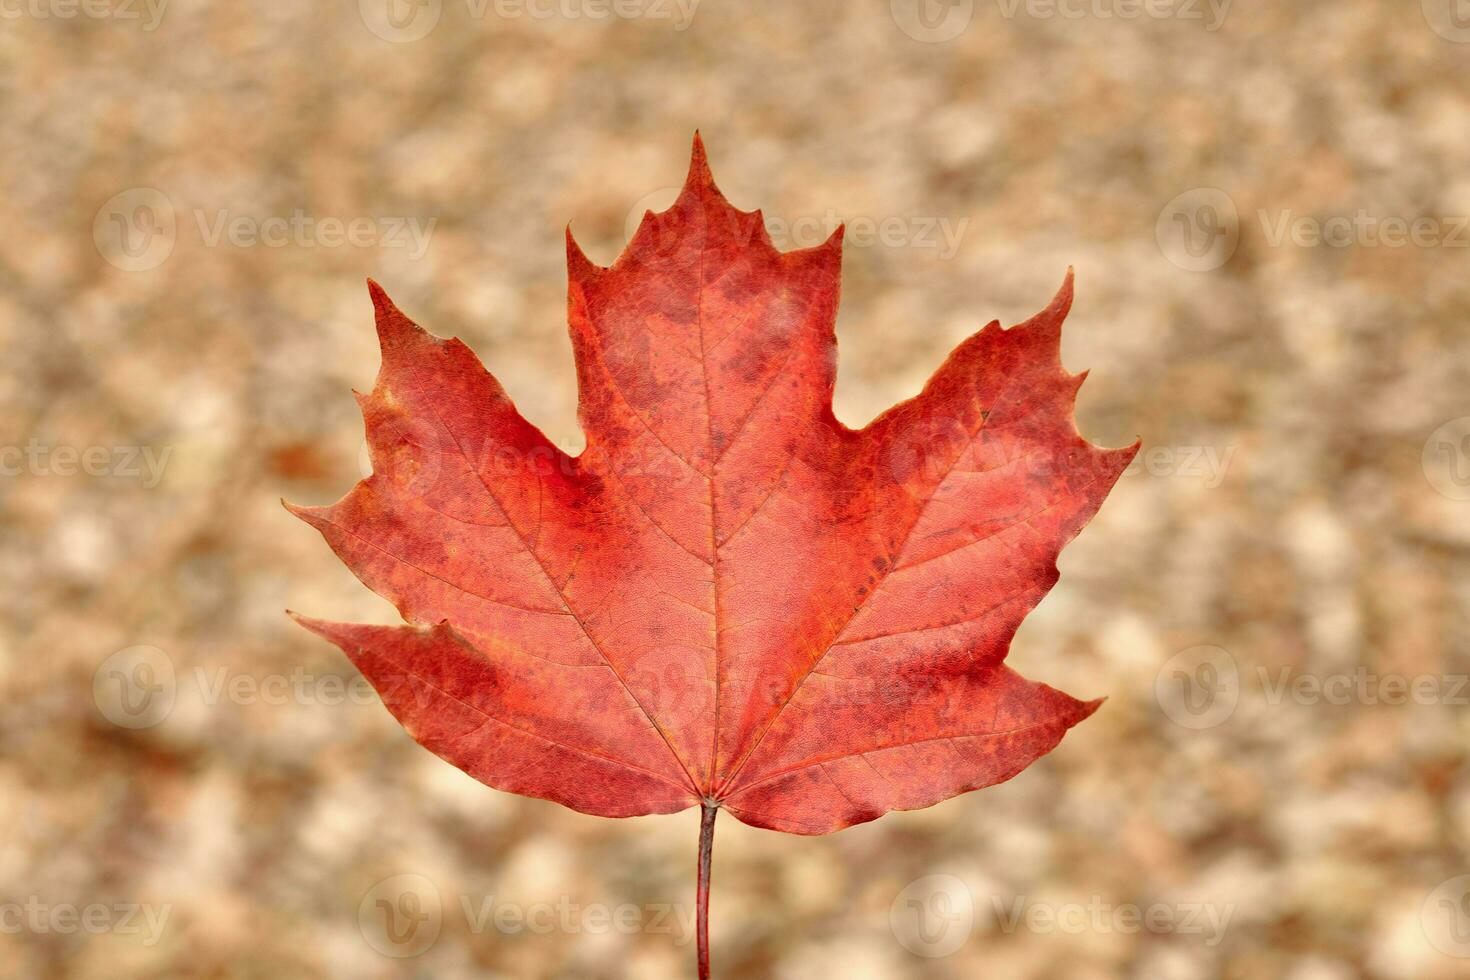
[683,131,716,195]
[1054,267,1076,315]
[366,278,418,350]
[286,608,319,632]
[566,225,598,281]
[807,223,845,256]
[366,277,392,311]
[286,611,341,644]
[1011,269,1076,348]
[282,499,327,530]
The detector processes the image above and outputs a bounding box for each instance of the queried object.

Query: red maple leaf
[287,135,1136,977]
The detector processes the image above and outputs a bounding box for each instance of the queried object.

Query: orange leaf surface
[288,135,1134,835]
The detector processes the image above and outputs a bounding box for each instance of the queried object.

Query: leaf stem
[697,801,717,980]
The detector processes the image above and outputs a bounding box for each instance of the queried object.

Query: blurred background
[3,1,1470,977]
